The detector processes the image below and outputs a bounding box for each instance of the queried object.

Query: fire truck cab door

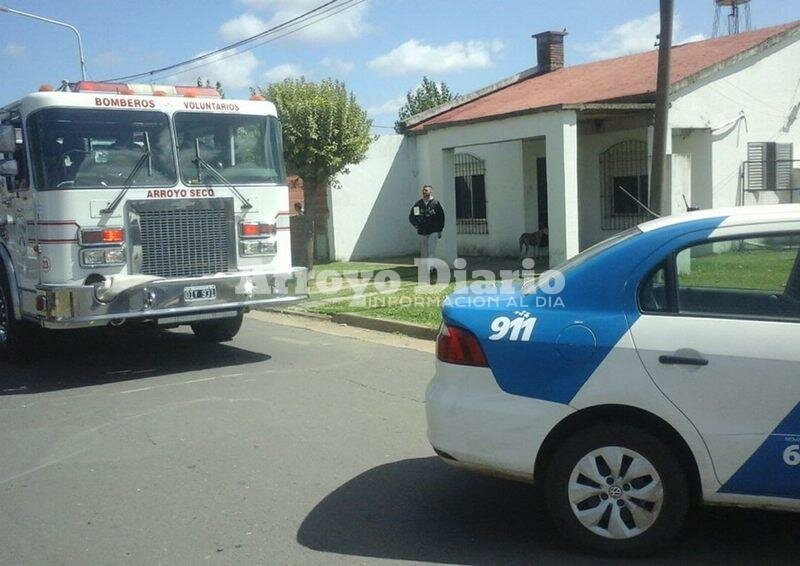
[0,127,37,295]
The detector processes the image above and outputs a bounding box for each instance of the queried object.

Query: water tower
[713,0,752,37]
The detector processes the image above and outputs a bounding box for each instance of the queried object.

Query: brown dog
[519,227,548,257]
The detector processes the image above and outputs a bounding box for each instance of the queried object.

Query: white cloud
[170,50,260,90]
[263,63,304,83]
[578,12,707,60]
[367,95,405,117]
[219,14,268,41]
[219,0,370,45]
[368,39,504,76]
[320,56,355,75]
[3,43,25,57]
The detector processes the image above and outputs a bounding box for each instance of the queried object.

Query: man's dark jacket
[408,198,445,236]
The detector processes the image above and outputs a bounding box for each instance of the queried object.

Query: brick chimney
[533,30,567,72]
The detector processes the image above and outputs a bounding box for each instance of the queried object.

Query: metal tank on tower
[713,0,752,37]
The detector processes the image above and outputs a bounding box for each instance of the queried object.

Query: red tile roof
[411,22,800,132]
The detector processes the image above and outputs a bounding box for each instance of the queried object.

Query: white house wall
[328,134,419,261]
[670,30,800,209]
[456,141,525,257]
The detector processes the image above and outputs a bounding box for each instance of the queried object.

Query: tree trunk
[303,178,317,272]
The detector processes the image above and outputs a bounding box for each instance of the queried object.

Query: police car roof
[638,204,800,233]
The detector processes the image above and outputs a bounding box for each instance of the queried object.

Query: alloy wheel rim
[567,446,663,540]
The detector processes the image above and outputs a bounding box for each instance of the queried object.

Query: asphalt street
[0,312,798,565]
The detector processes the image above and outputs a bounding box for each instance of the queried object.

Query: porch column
[417,136,457,265]
[545,111,579,266]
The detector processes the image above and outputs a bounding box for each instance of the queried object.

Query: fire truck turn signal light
[240,222,276,238]
[80,227,125,245]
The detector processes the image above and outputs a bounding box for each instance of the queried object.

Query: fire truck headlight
[80,247,126,267]
[240,240,277,256]
[81,249,107,266]
[104,248,126,264]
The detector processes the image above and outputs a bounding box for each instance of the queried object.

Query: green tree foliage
[261,78,372,269]
[395,77,456,133]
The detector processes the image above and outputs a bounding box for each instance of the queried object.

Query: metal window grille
[454,153,488,234]
[600,140,650,230]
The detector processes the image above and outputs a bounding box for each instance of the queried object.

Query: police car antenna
[617,185,661,218]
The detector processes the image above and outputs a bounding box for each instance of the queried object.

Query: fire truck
[0,81,307,359]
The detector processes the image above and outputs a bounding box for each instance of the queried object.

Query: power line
[102,0,358,83]
[149,0,367,84]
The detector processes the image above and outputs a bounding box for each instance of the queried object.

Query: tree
[395,77,457,133]
[262,78,372,270]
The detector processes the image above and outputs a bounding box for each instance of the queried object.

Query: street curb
[255,306,332,321]
[330,313,438,341]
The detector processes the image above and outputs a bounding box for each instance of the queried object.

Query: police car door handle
[658,355,709,366]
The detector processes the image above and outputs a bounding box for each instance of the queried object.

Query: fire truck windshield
[27,108,177,190]
[175,113,285,186]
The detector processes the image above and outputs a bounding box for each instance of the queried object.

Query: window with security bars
[746,142,795,198]
[600,140,650,230]
[454,153,488,234]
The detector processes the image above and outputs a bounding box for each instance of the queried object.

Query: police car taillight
[437,323,488,367]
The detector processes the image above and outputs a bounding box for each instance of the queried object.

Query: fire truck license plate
[183,285,217,302]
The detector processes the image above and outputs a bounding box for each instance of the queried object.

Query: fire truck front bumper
[34,268,308,329]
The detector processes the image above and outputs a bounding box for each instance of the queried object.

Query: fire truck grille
[130,199,236,278]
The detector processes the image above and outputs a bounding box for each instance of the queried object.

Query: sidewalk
[265,255,548,341]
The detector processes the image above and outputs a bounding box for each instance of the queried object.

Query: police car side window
[675,235,800,321]
[639,263,670,313]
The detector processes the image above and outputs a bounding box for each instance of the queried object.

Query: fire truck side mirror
[0,125,15,153]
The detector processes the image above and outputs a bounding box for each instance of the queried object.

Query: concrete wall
[455,141,526,257]
[328,134,419,261]
[522,138,546,234]
[671,30,800,209]
[672,129,713,210]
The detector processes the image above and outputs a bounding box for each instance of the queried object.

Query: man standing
[408,185,445,272]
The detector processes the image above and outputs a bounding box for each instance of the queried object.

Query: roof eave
[410,102,656,134]
[404,65,544,129]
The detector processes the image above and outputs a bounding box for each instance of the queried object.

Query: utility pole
[0,5,87,80]
[650,0,673,214]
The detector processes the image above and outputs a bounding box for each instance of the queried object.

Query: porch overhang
[409,102,655,134]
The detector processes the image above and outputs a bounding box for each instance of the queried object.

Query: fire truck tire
[190,311,244,342]
[0,266,31,362]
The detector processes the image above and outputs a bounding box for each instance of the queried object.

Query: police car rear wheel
[545,424,689,556]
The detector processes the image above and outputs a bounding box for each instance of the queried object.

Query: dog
[519,227,549,258]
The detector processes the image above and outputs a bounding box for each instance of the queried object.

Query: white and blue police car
[426,204,800,555]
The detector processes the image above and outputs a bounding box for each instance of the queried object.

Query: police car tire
[544,423,689,557]
[190,311,244,342]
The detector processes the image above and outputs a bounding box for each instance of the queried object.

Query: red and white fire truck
[0,81,307,358]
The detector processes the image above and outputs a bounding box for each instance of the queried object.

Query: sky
[2,0,800,132]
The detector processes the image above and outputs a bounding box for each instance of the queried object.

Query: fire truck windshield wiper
[192,140,252,210]
[100,132,153,215]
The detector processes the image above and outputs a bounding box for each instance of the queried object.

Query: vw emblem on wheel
[608,485,623,499]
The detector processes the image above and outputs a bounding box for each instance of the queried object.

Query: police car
[426,204,800,555]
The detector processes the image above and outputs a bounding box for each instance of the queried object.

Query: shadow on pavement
[0,326,268,395]
[297,457,800,565]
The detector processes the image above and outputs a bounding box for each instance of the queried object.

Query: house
[401,22,800,266]
[324,22,800,265]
